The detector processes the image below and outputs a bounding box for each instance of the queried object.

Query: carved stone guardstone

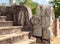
[31,5,55,44]
[31,15,42,37]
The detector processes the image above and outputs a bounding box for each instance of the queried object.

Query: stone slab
[0,16,6,21]
[13,39,36,44]
[0,26,23,35]
[0,32,29,44]
[0,21,13,27]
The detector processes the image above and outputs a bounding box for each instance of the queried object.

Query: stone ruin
[0,5,33,31]
[30,4,56,44]
[0,4,59,44]
[0,5,36,44]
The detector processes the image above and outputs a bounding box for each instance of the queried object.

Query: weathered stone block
[0,16,6,21]
[0,26,23,35]
[0,32,29,44]
[0,21,13,27]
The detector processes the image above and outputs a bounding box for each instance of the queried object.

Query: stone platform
[0,16,36,44]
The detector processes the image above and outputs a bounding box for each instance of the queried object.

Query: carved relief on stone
[31,15,42,37]
[41,16,50,28]
[42,28,50,39]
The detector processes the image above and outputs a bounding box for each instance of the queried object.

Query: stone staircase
[0,16,36,44]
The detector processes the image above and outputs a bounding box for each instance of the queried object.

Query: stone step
[0,26,23,35]
[13,39,36,44]
[0,32,29,44]
[0,16,6,21]
[0,21,13,27]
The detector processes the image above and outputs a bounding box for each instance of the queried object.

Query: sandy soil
[51,37,60,44]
